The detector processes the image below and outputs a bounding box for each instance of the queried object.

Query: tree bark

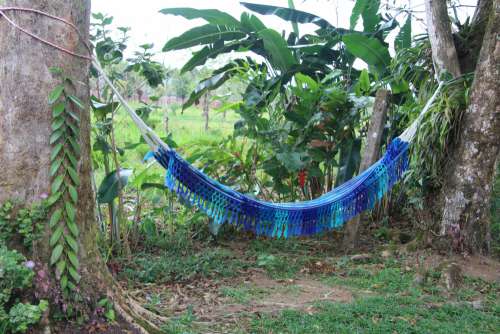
[440,1,500,254]
[456,0,493,73]
[343,90,390,250]
[424,0,462,78]
[203,92,210,131]
[0,1,163,331]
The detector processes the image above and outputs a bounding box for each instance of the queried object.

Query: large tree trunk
[0,1,163,332]
[440,1,500,254]
[343,89,390,250]
[424,0,462,78]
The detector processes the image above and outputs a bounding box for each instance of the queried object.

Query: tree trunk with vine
[0,1,163,332]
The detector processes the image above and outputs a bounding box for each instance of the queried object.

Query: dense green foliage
[0,246,47,333]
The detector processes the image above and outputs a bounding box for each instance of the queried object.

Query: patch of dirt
[242,272,353,313]
[182,271,352,323]
[126,268,353,329]
[421,253,500,283]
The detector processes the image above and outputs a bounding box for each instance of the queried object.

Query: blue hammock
[152,138,409,238]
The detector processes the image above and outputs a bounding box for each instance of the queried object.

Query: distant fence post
[343,89,391,250]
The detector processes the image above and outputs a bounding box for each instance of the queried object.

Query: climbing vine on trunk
[47,68,84,296]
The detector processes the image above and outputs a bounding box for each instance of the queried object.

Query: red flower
[298,169,307,188]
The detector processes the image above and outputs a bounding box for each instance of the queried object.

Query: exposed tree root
[108,280,169,334]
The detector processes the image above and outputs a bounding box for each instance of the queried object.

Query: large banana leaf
[163,24,246,51]
[395,16,412,52]
[160,8,241,27]
[258,29,297,72]
[97,169,133,204]
[183,62,243,109]
[181,40,251,73]
[240,2,333,29]
[342,34,390,74]
[350,0,381,32]
[240,12,267,33]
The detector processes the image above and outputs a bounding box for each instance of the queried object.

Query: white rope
[91,59,169,151]
[398,81,444,142]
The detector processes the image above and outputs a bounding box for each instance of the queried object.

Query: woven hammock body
[153,138,409,238]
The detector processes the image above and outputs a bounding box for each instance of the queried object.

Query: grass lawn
[114,235,500,334]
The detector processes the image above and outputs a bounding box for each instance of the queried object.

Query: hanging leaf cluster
[47,71,83,295]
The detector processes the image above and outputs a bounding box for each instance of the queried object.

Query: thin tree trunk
[343,89,390,250]
[0,1,162,331]
[440,1,500,254]
[424,0,462,78]
[203,92,210,131]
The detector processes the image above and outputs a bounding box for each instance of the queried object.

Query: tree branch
[424,0,462,78]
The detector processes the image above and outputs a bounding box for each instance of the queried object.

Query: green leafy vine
[47,68,84,295]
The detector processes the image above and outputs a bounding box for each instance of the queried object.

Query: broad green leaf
[68,184,78,204]
[240,12,266,33]
[276,151,307,172]
[105,309,115,322]
[65,202,76,222]
[67,166,80,186]
[68,281,77,291]
[56,260,66,275]
[67,219,79,237]
[46,192,62,207]
[358,69,370,92]
[163,25,246,52]
[66,150,79,168]
[60,274,68,290]
[181,41,248,73]
[350,0,380,32]
[49,226,63,247]
[52,103,65,117]
[49,209,63,228]
[67,122,80,136]
[395,16,412,52]
[342,34,390,74]
[240,2,333,29]
[48,85,64,104]
[67,251,79,268]
[50,158,63,177]
[68,266,81,283]
[51,143,64,161]
[184,62,241,109]
[51,117,65,131]
[68,95,85,110]
[90,97,119,120]
[49,129,64,144]
[67,110,80,123]
[51,175,64,194]
[50,244,64,265]
[97,169,133,204]
[295,73,318,90]
[258,29,297,72]
[160,8,240,26]
[68,137,81,156]
[64,234,79,253]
